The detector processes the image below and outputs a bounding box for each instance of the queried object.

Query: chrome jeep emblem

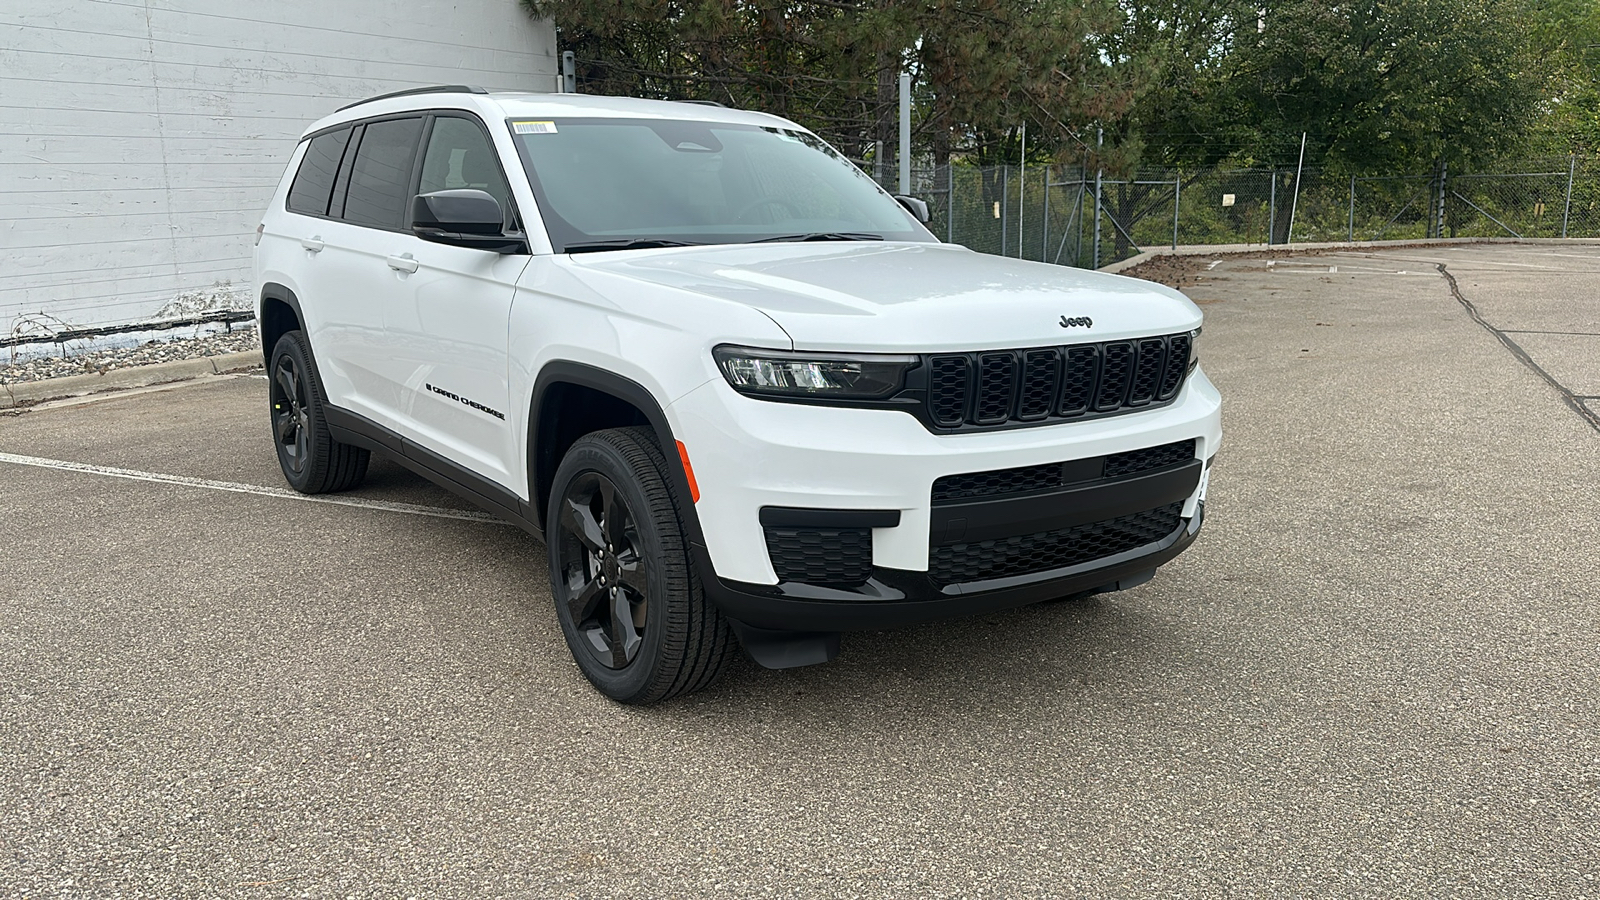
[1059,316,1093,329]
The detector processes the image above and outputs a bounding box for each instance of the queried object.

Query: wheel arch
[258,283,305,368]
[529,362,705,546]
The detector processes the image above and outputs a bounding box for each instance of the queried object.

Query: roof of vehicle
[302,87,800,139]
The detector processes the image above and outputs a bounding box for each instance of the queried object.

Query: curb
[1,350,262,410]
[1097,236,1600,274]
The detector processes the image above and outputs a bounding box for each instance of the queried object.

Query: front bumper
[667,367,1221,630]
[696,504,1203,632]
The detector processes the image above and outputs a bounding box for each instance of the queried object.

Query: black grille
[929,356,970,427]
[1059,347,1098,415]
[1096,342,1134,410]
[1104,439,1197,479]
[1018,350,1059,420]
[1129,338,1166,405]
[974,353,1016,424]
[932,461,1063,503]
[1159,333,1192,399]
[925,332,1192,431]
[928,503,1184,585]
[764,526,873,587]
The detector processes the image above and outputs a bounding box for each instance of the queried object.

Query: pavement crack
[1435,262,1600,434]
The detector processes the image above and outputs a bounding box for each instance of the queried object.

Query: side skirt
[324,406,543,541]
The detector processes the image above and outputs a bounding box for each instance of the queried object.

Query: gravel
[0,325,262,385]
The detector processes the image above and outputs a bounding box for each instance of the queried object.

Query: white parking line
[1520,251,1600,261]
[1270,266,1430,275]
[22,374,246,412]
[0,451,509,526]
[1366,252,1563,270]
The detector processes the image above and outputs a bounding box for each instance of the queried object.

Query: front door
[383,113,528,488]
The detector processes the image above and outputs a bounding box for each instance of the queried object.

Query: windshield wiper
[564,239,703,254]
[752,232,885,243]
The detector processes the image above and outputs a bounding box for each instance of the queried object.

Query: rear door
[276,124,358,403]
[312,115,427,430]
[383,113,528,488]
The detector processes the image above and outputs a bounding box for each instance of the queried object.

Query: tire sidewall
[547,436,676,701]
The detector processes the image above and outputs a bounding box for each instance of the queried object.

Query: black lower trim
[758,507,901,528]
[930,461,1200,545]
[726,621,841,669]
[258,283,306,368]
[699,505,1203,632]
[324,405,542,540]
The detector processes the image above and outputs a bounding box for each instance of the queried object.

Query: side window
[327,124,363,220]
[342,117,424,229]
[418,116,511,217]
[286,127,351,216]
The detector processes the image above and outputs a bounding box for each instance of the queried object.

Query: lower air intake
[928,502,1184,586]
[764,526,874,588]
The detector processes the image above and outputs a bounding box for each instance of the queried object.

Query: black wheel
[548,427,736,704]
[268,330,369,494]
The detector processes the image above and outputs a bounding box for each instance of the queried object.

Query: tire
[268,330,370,494]
[547,426,736,704]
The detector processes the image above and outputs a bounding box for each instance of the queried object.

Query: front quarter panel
[506,254,795,502]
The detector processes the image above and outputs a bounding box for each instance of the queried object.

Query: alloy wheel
[556,472,650,669]
[270,354,310,475]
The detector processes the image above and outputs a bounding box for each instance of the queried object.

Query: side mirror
[894,194,930,224]
[411,189,526,253]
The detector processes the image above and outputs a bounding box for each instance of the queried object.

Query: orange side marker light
[675,440,701,503]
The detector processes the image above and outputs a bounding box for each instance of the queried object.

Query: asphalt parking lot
[2,243,1597,898]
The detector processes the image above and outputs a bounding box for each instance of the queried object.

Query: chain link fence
[883,155,1600,268]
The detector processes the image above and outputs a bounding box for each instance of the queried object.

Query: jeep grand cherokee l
[254,86,1221,703]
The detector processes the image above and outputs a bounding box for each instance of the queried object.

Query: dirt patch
[1117,240,1507,289]
[1118,248,1335,289]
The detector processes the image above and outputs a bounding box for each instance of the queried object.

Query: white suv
[255,86,1221,703]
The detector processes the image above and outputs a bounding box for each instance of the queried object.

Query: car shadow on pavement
[653,589,1162,723]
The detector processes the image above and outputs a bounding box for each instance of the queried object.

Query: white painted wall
[1,0,556,330]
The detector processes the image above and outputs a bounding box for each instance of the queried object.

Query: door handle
[300,236,324,253]
[386,253,419,274]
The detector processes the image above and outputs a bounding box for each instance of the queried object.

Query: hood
[565,242,1200,353]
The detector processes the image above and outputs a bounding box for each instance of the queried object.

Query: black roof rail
[677,99,726,108]
[338,85,489,112]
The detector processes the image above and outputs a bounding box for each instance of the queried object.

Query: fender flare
[257,283,306,367]
[528,361,707,548]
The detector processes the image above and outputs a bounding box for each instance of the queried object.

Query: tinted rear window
[343,117,424,229]
[286,127,351,216]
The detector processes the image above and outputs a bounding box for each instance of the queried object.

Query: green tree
[1228,0,1542,173]
[1101,0,1544,173]
[1527,0,1600,153]
[1093,0,1544,244]
[1099,0,1257,172]
[521,0,1134,186]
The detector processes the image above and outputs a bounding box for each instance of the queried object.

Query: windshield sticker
[513,121,558,135]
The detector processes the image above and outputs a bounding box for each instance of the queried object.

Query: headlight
[713,345,917,399]
[1187,326,1201,374]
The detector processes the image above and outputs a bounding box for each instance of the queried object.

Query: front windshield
[506,117,935,251]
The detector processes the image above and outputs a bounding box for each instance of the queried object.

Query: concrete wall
[1,0,556,331]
